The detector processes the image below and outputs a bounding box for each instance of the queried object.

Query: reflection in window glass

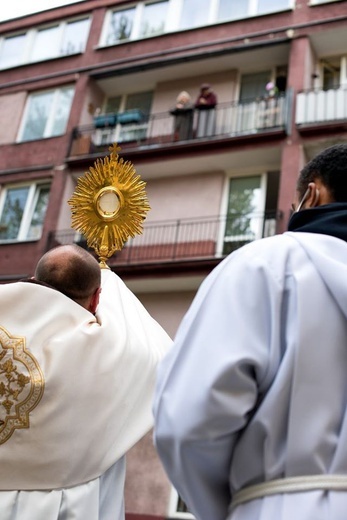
[140,1,168,38]
[225,176,261,240]
[218,0,248,21]
[125,91,153,114]
[31,25,61,62]
[0,33,26,68]
[50,87,75,136]
[180,0,210,30]
[27,185,50,239]
[105,96,122,114]
[60,18,90,55]
[257,0,290,14]
[0,187,29,240]
[20,86,74,141]
[106,8,135,44]
[21,91,54,141]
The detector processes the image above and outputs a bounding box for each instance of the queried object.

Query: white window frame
[216,173,267,256]
[17,85,74,142]
[0,16,90,70]
[100,1,171,46]
[99,0,294,46]
[0,181,50,243]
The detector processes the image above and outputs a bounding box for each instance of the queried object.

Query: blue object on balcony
[117,109,144,125]
[93,114,117,128]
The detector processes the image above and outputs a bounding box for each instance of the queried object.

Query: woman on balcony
[170,91,194,141]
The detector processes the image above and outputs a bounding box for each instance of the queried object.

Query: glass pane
[105,96,122,113]
[0,33,26,68]
[0,187,29,240]
[27,185,50,239]
[60,18,90,55]
[106,8,135,44]
[218,0,248,21]
[50,87,75,136]
[21,91,54,141]
[125,91,153,114]
[240,71,271,101]
[140,1,168,38]
[225,177,261,239]
[31,25,60,62]
[180,0,210,30]
[257,0,290,14]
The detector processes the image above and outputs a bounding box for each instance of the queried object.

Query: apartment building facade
[0,0,346,518]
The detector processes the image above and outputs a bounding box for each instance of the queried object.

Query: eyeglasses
[291,188,310,213]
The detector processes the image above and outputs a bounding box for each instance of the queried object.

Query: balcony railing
[69,94,291,156]
[296,85,347,126]
[47,211,281,266]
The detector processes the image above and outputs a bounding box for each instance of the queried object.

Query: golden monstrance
[68,143,150,269]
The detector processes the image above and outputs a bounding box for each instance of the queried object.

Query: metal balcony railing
[47,211,281,265]
[296,85,347,125]
[69,94,291,156]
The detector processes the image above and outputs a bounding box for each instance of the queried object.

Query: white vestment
[154,231,347,520]
[0,269,172,519]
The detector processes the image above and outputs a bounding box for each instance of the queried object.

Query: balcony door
[222,175,267,255]
[94,91,153,145]
[237,71,270,132]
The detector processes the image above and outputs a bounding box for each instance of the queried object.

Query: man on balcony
[154,144,347,520]
[195,83,217,138]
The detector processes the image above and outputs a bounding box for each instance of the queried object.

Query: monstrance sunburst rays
[68,143,150,268]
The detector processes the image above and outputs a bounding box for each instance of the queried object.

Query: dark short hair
[35,245,101,303]
[297,143,347,202]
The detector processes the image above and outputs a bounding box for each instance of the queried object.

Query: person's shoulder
[221,233,297,272]
[232,233,293,256]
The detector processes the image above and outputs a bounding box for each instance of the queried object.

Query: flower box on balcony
[93,114,117,128]
[117,109,145,125]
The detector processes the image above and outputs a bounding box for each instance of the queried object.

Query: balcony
[68,94,291,157]
[47,211,281,273]
[296,85,347,133]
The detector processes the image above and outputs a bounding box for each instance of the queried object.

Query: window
[31,25,61,63]
[0,33,26,69]
[223,176,266,255]
[60,18,90,55]
[19,86,74,142]
[218,0,291,22]
[180,0,210,30]
[93,91,153,145]
[106,7,136,44]
[140,1,169,38]
[168,488,195,519]
[218,0,248,21]
[0,17,90,69]
[102,0,292,45]
[0,183,50,242]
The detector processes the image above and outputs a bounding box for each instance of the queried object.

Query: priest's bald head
[35,244,101,314]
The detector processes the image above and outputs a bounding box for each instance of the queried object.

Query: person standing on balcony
[170,91,194,141]
[154,144,347,520]
[195,83,217,137]
[0,244,171,520]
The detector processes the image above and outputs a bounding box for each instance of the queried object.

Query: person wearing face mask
[154,143,347,520]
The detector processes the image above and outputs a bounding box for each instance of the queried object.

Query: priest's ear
[89,287,102,314]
